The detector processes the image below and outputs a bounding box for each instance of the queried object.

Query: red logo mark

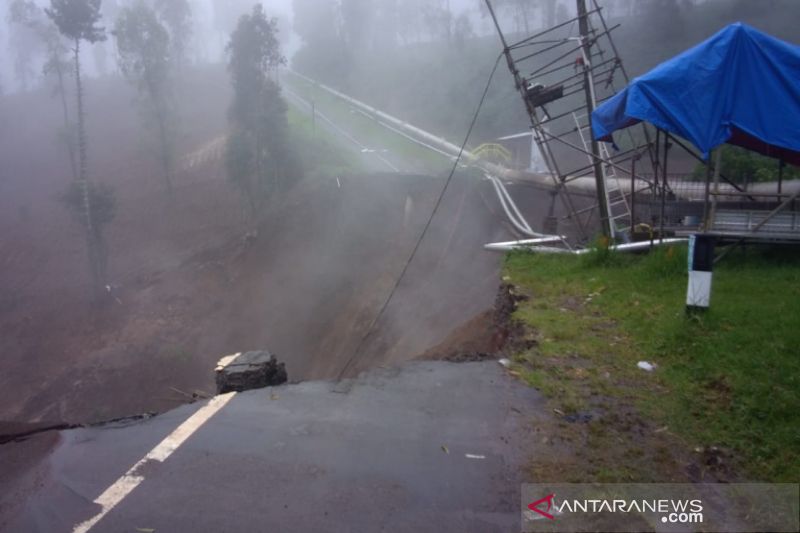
[528,493,556,520]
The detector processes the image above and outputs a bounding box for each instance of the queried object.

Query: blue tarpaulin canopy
[592,23,800,165]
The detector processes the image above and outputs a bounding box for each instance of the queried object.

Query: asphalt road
[3,361,542,533]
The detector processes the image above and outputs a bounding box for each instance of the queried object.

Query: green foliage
[226,5,298,225]
[638,244,688,279]
[114,3,170,92]
[692,145,800,184]
[46,0,109,294]
[45,0,105,44]
[114,2,176,193]
[154,0,191,67]
[8,0,38,24]
[579,235,619,268]
[505,245,800,481]
[286,105,358,178]
[283,73,455,175]
[227,5,285,95]
[59,180,116,230]
[9,0,72,99]
[8,0,46,90]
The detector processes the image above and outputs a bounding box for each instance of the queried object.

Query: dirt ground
[0,65,552,429]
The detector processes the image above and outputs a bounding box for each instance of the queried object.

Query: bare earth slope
[0,65,533,426]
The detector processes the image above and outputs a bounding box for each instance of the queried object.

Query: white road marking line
[72,392,236,533]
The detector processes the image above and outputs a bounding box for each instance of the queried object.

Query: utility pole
[577,0,611,239]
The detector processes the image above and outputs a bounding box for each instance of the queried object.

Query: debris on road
[215,351,288,394]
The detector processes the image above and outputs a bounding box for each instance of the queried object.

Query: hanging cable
[335,52,505,380]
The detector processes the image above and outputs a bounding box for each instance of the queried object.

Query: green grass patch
[284,74,454,174]
[504,245,800,482]
[287,104,359,178]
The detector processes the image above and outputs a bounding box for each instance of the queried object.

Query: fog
[0,0,797,424]
[5,1,793,97]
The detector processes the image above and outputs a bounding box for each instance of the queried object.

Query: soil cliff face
[1,66,575,425]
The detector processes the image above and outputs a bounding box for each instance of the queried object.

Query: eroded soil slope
[0,66,530,426]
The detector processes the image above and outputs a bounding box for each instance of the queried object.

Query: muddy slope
[0,64,575,425]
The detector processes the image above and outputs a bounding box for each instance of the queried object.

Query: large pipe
[484,237,687,253]
[286,70,800,203]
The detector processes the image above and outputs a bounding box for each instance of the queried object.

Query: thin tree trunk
[145,74,174,196]
[156,105,173,196]
[56,61,78,181]
[74,39,102,298]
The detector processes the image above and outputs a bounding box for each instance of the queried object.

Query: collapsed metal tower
[485,0,659,243]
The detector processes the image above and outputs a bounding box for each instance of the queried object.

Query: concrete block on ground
[215,351,287,394]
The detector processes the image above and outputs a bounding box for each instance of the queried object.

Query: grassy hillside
[504,245,800,482]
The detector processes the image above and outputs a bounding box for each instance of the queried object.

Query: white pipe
[484,237,688,253]
[289,71,553,241]
[483,236,565,251]
[289,70,800,203]
[488,174,542,237]
[489,174,535,234]
[288,70,476,161]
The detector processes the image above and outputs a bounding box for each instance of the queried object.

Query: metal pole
[710,148,722,226]
[577,0,611,240]
[630,157,637,228]
[653,129,661,191]
[659,133,670,243]
[702,150,713,231]
[778,156,785,204]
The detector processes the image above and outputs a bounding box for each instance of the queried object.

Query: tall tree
[291,0,347,82]
[340,0,372,50]
[46,0,113,298]
[420,0,453,43]
[114,1,175,194]
[211,0,252,60]
[226,5,298,232]
[452,12,475,49]
[154,0,192,69]
[7,0,44,92]
[9,0,78,180]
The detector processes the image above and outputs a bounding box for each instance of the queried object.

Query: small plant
[59,181,116,229]
[580,235,620,267]
[641,245,688,279]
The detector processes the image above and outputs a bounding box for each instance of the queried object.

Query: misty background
[0,0,799,425]
[3,0,799,144]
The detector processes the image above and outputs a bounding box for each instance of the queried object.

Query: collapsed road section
[1,360,542,533]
